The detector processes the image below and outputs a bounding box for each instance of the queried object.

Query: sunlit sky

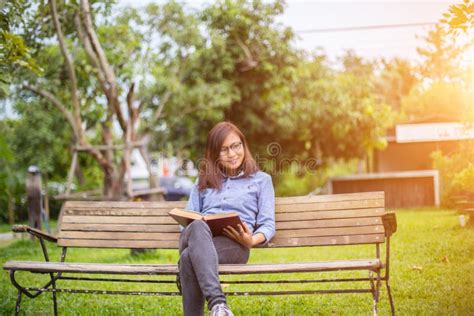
[120,0,460,62]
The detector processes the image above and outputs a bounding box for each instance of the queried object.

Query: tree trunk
[7,190,14,225]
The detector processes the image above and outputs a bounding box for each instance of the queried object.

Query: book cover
[168,208,243,237]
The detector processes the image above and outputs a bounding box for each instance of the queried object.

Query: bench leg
[386,279,395,316]
[372,271,381,316]
[15,289,22,316]
[50,272,58,316]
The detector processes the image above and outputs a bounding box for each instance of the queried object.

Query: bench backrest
[58,191,386,249]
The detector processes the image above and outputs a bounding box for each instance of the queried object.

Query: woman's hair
[198,121,258,191]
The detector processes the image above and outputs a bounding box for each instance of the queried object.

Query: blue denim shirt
[186,170,276,245]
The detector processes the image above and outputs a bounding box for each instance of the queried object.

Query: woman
[179,121,275,316]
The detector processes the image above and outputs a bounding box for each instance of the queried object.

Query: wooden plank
[59,231,180,241]
[275,192,384,205]
[275,200,384,213]
[65,201,187,209]
[60,223,180,233]
[64,208,173,216]
[273,225,384,238]
[4,259,382,275]
[219,259,382,274]
[276,217,382,230]
[57,239,179,248]
[268,234,385,248]
[63,192,383,210]
[275,209,384,221]
[62,216,177,225]
[3,261,179,275]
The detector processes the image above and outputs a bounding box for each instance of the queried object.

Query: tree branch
[23,84,80,139]
[24,84,112,172]
[49,0,83,141]
[151,90,172,123]
[74,13,102,79]
[79,0,127,133]
[126,83,135,120]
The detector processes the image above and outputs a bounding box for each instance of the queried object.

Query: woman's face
[219,132,244,174]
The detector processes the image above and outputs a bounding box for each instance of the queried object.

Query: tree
[416,25,469,82]
[11,0,231,198]
[285,51,393,168]
[375,58,418,114]
[440,0,474,35]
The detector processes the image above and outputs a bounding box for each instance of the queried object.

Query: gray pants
[179,220,250,316]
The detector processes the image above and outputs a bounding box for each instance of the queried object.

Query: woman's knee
[186,219,211,234]
[179,249,192,275]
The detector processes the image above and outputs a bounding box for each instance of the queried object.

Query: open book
[168,208,243,237]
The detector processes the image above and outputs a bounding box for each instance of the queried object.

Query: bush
[432,141,474,207]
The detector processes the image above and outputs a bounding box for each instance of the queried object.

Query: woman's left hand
[223,223,253,249]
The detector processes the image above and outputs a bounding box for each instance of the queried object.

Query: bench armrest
[382,212,397,237]
[12,225,58,243]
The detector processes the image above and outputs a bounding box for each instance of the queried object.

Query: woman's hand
[223,223,254,249]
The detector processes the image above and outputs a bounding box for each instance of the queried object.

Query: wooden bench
[4,191,397,315]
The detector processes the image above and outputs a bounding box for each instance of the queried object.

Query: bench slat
[276,217,382,230]
[275,191,384,204]
[59,226,383,241]
[275,199,384,213]
[58,239,179,248]
[62,209,384,225]
[62,218,382,232]
[275,209,383,221]
[4,259,382,275]
[64,201,383,215]
[59,231,180,240]
[274,225,384,238]
[64,209,173,216]
[62,192,384,210]
[61,223,181,233]
[62,216,176,225]
[269,234,384,247]
[65,201,187,209]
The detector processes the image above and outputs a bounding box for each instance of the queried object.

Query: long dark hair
[198,121,258,191]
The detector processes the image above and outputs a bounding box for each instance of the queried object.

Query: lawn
[0,209,473,315]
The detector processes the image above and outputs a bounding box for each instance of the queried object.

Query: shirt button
[227,186,230,189]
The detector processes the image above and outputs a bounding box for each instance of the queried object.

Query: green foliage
[416,25,469,82]
[10,100,71,177]
[375,58,418,114]
[0,0,42,96]
[401,81,474,122]
[283,52,393,166]
[439,0,474,35]
[432,141,474,206]
[274,159,358,197]
[0,122,24,223]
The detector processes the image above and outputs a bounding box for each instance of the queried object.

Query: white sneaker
[210,303,234,316]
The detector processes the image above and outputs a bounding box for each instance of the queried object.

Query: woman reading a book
[178,121,275,316]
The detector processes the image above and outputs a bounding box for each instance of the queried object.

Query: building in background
[329,122,473,208]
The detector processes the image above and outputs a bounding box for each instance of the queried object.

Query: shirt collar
[224,170,257,180]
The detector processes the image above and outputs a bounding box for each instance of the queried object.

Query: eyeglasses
[220,142,243,156]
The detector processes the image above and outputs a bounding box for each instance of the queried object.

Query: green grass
[0,209,473,315]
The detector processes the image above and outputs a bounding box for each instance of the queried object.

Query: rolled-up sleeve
[253,174,276,245]
[186,181,202,212]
